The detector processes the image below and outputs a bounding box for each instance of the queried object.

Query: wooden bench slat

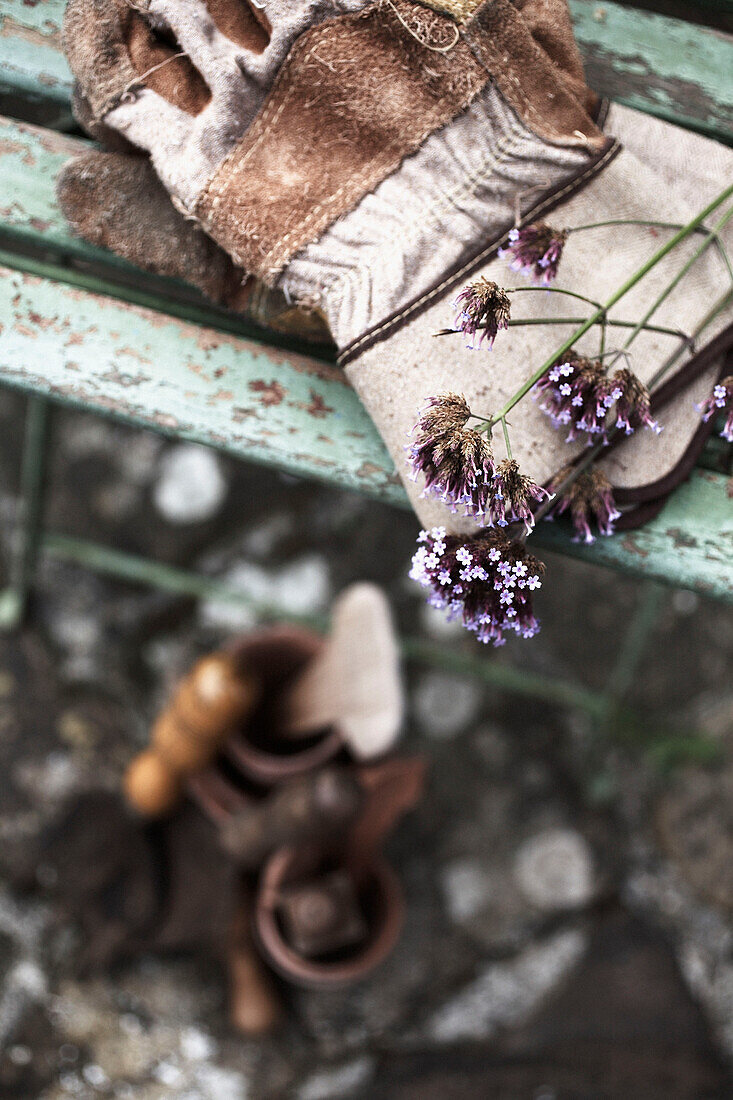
[0,262,403,502]
[0,0,731,142]
[0,263,730,600]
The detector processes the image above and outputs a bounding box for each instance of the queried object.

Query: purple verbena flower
[453,278,511,348]
[609,368,660,436]
[534,351,608,443]
[486,459,552,534]
[548,465,621,543]
[410,527,545,645]
[499,222,568,284]
[698,375,733,442]
[535,354,660,443]
[407,393,495,518]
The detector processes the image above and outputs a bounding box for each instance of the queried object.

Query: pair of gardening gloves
[59,0,733,541]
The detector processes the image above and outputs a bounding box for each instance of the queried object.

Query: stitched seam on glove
[320,126,528,311]
[338,137,620,363]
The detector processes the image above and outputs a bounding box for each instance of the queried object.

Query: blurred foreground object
[36,586,422,1034]
[125,584,401,816]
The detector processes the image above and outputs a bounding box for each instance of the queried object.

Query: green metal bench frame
[0,0,730,730]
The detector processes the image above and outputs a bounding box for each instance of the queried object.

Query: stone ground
[0,388,731,1098]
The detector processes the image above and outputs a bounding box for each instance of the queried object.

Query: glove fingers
[56,150,239,304]
[143,0,257,93]
[512,0,597,118]
[56,149,332,339]
[72,84,136,152]
[63,0,210,120]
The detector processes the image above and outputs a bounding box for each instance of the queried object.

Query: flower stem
[646,286,733,391]
[506,285,604,311]
[568,218,733,286]
[505,318,686,339]
[500,417,512,459]
[434,318,689,339]
[490,183,733,426]
[606,205,733,369]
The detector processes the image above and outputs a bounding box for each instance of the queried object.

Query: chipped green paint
[534,469,733,600]
[0,0,731,142]
[0,4,730,601]
[569,1,733,139]
[0,118,89,248]
[0,264,730,599]
[0,1,70,114]
[0,264,403,503]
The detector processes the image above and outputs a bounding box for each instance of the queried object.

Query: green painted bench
[0,0,730,661]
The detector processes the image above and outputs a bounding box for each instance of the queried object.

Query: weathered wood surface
[0,116,302,344]
[0,262,729,599]
[0,263,403,503]
[0,0,731,141]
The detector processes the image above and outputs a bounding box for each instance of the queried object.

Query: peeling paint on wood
[0,3,730,599]
[0,264,403,503]
[534,470,733,600]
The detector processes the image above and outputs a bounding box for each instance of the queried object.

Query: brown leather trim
[338,137,620,366]
[198,0,603,282]
[465,0,604,146]
[614,495,667,532]
[614,329,733,505]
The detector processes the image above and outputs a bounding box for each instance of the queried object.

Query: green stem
[646,286,733,391]
[500,417,512,459]
[506,285,604,311]
[434,318,689,339]
[491,183,733,426]
[608,205,733,368]
[569,219,733,284]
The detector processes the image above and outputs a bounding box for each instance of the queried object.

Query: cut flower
[535,352,660,443]
[454,278,511,348]
[407,393,495,517]
[698,375,733,442]
[500,222,567,284]
[548,465,621,543]
[410,527,544,646]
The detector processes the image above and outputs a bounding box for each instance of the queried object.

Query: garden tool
[126,583,404,816]
[60,0,733,544]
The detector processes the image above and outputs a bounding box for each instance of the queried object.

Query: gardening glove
[59,85,330,339]
[61,0,733,538]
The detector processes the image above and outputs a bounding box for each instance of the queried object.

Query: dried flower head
[608,368,660,436]
[454,278,511,348]
[535,354,660,443]
[548,465,621,543]
[698,375,733,442]
[487,458,552,533]
[407,393,495,517]
[410,527,544,645]
[534,352,608,442]
[500,222,568,284]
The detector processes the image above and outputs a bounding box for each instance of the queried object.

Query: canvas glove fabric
[61,0,733,533]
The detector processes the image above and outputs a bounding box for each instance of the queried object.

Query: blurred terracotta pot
[254,844,404,989]
[189,625,344,820]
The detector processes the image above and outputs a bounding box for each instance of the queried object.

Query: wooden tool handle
[124,653,259,817]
